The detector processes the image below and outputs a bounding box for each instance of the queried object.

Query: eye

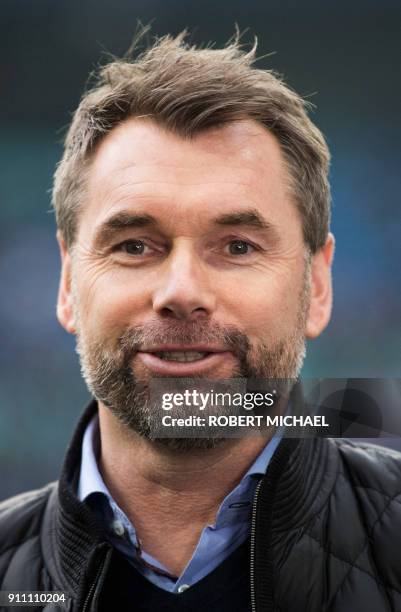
[118,240,149,255]
[226,240,255,255]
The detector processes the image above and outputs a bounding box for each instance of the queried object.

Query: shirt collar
[78,413,283,504]
[78,414,283,534]
[77,414,108,501]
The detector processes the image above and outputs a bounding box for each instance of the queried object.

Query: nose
[152,241,216,321]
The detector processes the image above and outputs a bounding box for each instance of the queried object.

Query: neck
[97,402,274,575]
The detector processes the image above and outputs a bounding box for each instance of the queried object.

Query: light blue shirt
[78,414,281,593]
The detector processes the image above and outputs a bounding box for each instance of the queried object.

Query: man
[1,32,400,612]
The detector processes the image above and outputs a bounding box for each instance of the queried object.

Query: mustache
[117,320,251,359]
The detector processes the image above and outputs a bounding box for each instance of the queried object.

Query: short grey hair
[52,30,331,253]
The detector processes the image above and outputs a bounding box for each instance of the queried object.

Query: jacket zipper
[81,552,108,612]
[250,479,263,612]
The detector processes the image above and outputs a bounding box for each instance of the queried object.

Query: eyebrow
[93,207,279,248]
[93,212,157,247]
[212,209,274,231]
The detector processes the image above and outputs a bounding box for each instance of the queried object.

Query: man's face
[58,118,332,445]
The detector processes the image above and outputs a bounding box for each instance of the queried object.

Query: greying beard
[74,260,310,452]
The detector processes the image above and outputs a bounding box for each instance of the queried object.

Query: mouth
[136,345,235,376]
[152,350,211,362]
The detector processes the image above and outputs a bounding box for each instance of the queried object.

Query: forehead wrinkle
[90,154,268,190]
[92,172,260,206]
[92,173,269,220]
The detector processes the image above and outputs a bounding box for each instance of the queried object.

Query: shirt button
[111,519,125,536]
[177,584,190,593]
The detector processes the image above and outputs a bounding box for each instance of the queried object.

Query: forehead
[88,117,288,188]
[83,117,298,234]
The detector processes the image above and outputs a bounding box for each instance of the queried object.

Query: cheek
[223,272,301,339]
[75,268,151,337]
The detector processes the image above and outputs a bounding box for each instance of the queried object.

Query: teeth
[156,351,209,362]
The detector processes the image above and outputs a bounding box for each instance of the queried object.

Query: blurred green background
[1,0,400,500]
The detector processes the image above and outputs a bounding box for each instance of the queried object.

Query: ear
[56,231,76,334]
[305,233,335,339]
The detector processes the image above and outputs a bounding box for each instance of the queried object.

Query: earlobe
[305,233,335,339]
[56,232,76,335]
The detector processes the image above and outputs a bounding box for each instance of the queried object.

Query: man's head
[54,32,334,447]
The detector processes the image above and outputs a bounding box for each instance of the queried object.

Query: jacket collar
[41,400,111,601]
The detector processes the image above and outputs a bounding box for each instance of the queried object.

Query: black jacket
[1,400,401,611]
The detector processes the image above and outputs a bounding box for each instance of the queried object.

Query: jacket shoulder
[321,441,401,598]
[0,482,57,555]
[333,439,401,498]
